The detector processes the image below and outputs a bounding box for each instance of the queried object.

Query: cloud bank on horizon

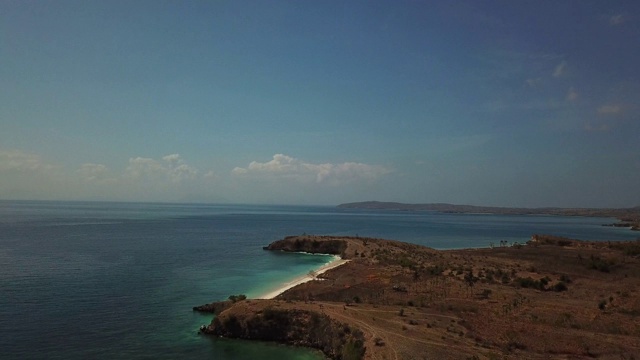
[0,150,390,204]
[232,154,390,185]
[1,1,639,207]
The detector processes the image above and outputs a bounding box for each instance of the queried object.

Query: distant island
[338,201,640,230]
[195,234,640,359]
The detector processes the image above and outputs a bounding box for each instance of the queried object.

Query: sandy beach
[258,256,350,299]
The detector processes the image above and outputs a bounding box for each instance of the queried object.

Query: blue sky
[2,1,639,207]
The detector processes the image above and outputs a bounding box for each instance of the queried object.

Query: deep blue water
[1,201,637,359]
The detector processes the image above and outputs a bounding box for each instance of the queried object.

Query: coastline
[203,235,640,359]
[258,255,350,299]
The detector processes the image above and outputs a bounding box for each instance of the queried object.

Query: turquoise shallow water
[1,201,637,359]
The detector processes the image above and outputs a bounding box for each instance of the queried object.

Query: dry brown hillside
[198,235,640,360]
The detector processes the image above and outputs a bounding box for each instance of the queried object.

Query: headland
[195,235,640,359]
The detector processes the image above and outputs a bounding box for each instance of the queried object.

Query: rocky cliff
[204,300,365,360]
[192,300,234,315]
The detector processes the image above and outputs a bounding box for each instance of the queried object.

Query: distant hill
[338,201,640,229]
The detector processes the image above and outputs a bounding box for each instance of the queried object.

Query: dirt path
[317,302,474,359]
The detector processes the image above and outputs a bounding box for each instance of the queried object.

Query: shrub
[598,300,607,310]
[480,289,492,299]
[501,273,511,284]
[624,243,640,256]
[589,255,613,273]
[552,282,568,292]
[428,265,444,276]
[228,294,247,303]
[341,339,365,360]
[539,276,550,287]
[559,274,572,283]
[515,276,558,291]
[516,277,545,290]
[484,271,495,282]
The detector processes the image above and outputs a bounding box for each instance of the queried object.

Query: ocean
[1,201,637,360]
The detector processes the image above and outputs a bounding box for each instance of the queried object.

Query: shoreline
[203,235,640,358]
[201,235,640,359]
[258,256,350,299]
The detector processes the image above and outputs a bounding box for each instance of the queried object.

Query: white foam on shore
[257,256,350,299]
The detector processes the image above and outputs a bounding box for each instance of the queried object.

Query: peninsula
[195,235,640,359]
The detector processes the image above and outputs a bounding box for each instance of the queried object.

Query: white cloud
[171,163,198,182]
[0,150,55,172]
[566,87,578,102]
[0,149,69,200]
[584,122,609,132]
[609,14,626,26]
[0,150,221,202]
[483,98,562,113]
[525,78,542,88]
[553,61,567,78]
[597,104,623,115]
[232,154,390,185]
[127,157,166,178]
[162,153,181,163]
[585,103,630,132]
[126,154,198,183]
[76,163,110,182]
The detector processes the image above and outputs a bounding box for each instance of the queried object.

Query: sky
[1,1,639,207]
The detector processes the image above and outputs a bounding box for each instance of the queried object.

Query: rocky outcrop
[619,217,640,231]
[603,222,635,228]
[603,219,640,231]
[264,235,439,262]
[264,235,349,257]
[203,302,365,360]
[192,300,234,315]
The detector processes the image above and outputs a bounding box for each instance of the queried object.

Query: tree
[464,270,478,297]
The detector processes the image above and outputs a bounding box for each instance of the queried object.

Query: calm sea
[1,201,637,360]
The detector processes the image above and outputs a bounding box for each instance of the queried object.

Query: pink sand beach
[258,256,350,299]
